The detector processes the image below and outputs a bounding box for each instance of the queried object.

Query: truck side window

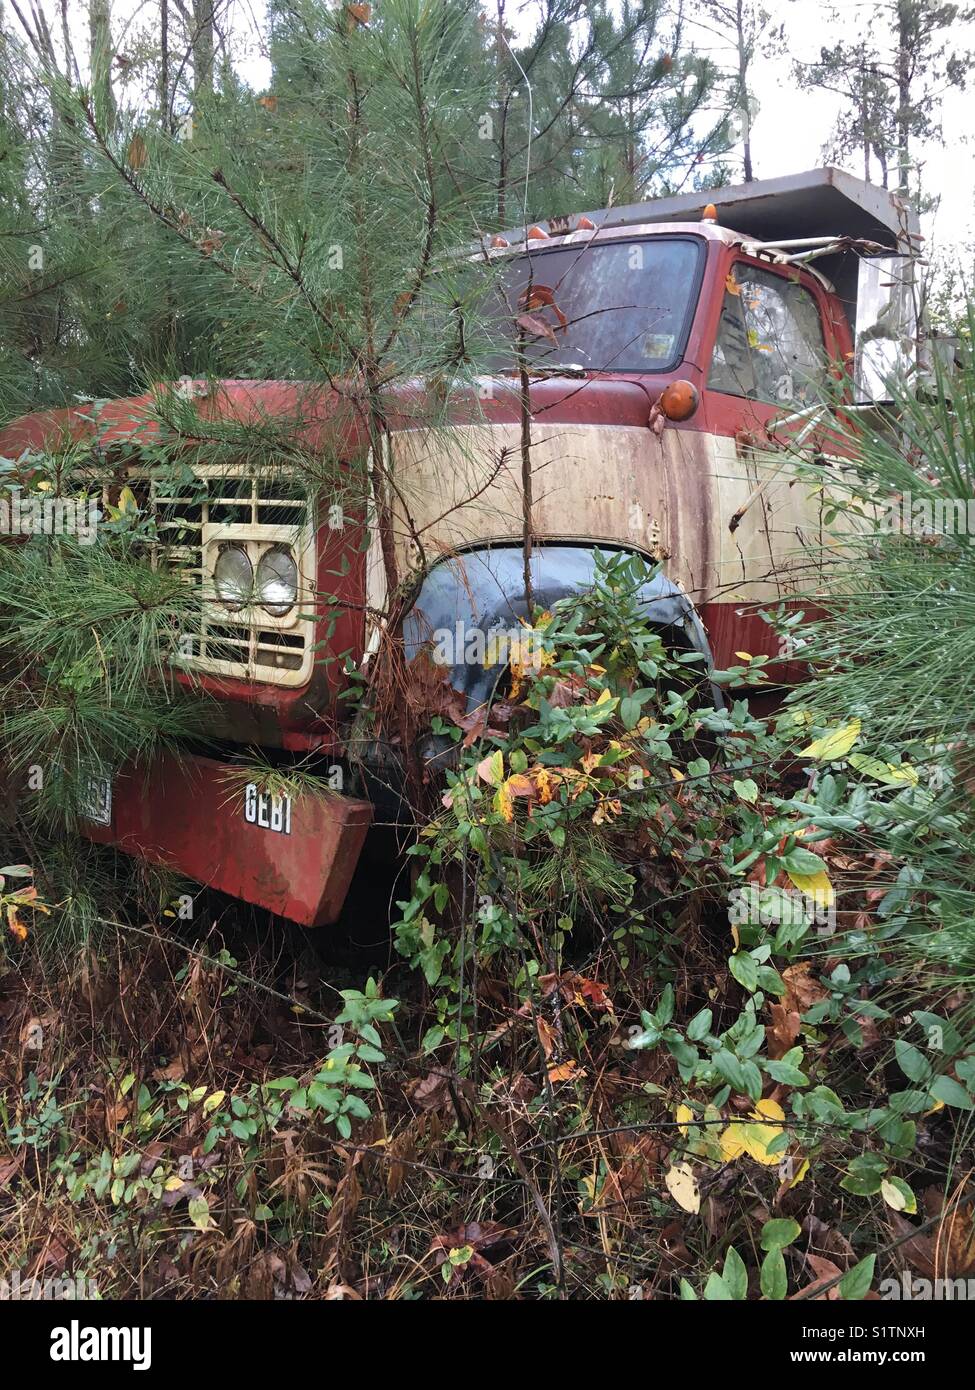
[708,265,828,406]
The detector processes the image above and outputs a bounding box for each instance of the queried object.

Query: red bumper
[81,752,372,927]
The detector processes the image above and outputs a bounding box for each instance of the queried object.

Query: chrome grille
[150,470,314,686]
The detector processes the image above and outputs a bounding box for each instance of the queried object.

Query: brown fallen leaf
[781,961,828,1014]
[152,1059,185,1083]
[0,1153,23,1189]
[793,1252,843,1300]
[889,1188,975,1280]
[767,1002,800,1059]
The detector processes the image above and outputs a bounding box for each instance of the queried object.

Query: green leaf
[780,846,827,875]
[188,1196,211,1231]
[929,1075,974,1110]
[729,951,759,992]
[714,1049,748,1095]
[656,984,675,1027]
[703,1271,732,1300]
[733,777,759,804]
[722,1245,748,1300]
[686,1008,713,1042]
[839,1254,875,1300]
[894,1040,932,1084]
[881,1177,917,1215]
[764,1059,809,1086]
[761,1218,801,1252]
[760,1248,787,1300]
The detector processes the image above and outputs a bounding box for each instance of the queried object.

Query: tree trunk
[159,0,169,130]
[895,0,912,193]
[192,0,214,107]
[737,0,753,182]
[89,0,116,135]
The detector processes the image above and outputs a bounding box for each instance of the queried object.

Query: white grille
[149,468,315,687]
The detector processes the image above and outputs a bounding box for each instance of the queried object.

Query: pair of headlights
[213,544,298,616]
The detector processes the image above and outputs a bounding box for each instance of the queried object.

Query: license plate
[81,774,112,827]
[243,783,292,835]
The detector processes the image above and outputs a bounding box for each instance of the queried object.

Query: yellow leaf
[594,686,612,706]
[532,767,556,804]
[785,866,835,908]
[164,1176,185,1191]
[669,767,685,782]
[117,485,139,514]
[493,781,514,823]
[203,1090,225,1114]
[739,1123,782,1165]
[719,1103,787,1167]
[780,1156,810,1190]
[799,719,861,761]
[753,1097,785,1123]
[664,1162,700,1213]
[734,651,752,661]
[719,1124,746,1161]
[848,754,919,786]
[676,1104,694,1137]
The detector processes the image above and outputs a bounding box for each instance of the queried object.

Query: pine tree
[795,0,974,199]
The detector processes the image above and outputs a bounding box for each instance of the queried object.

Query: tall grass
[792,301,975,983]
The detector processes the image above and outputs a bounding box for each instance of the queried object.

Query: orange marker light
[658,380,700,421]
[576,215,596,230]
[527,224,549,240]
[490,235,509,248]
[702,202,718,223]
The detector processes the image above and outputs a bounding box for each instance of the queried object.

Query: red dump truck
[0,167,919,928]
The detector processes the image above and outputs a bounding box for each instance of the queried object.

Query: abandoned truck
[0,167,920,930]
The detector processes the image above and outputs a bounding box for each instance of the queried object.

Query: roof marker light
[527,225,549,240]
[490,235,509,248]
[576,215,596,230]
[702,203,718,223]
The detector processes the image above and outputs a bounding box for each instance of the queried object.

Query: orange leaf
[547,1060,582,1083]
[6,905,27,942]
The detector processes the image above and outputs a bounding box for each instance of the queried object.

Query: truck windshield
[486,236,703,374]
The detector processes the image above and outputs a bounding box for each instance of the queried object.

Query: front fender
[403,543,717,710]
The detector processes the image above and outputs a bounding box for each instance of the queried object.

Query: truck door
[700,256,847,674]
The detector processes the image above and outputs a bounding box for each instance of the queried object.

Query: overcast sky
[15,0,975,262]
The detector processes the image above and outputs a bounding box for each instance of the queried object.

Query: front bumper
[80,751,372,927]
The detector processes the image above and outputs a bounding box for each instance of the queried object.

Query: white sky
[14,0,975,260]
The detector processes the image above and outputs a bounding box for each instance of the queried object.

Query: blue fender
[403,544,717,710]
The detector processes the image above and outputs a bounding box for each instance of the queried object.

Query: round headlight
[257,546,298,616]
[213,544,253,609]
